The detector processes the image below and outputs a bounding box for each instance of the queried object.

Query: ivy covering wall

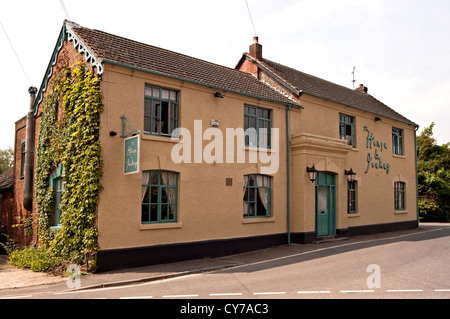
[34,62,103,270]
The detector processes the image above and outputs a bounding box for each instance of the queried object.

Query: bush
[419,197,449,222]
[8,247,64,272]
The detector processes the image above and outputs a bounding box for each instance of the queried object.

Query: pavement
[0,223,445,293]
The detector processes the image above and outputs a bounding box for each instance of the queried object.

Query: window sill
[347,213,360,218]
[142,134,180,144]
[242,217,275,224]
[394,210,408,215]
[140,222,182,230]
[393,154,406,159]
[244,146,275,153]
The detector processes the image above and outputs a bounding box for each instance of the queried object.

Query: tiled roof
[247,54,416,126]
[0,168,13,192]
[67,22,300,108]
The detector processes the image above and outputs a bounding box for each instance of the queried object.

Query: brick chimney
[249,36,262,60]
[356,84,368,94]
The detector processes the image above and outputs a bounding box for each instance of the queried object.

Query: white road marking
[340,290,375,293]
[54,285,130,295]
[253,291,286,295]
[0,295,32,299]
[386,289,423,293]
[120,296,153,299]
[163,294,199,298]
[297,291,331,294]
[210,293,243,296]
[435,289,450,292]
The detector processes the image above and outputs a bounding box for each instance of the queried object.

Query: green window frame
[49,164,64,227]
[20,139,25,179]
[244,105,271,148]
[243,174,271,218]
[339,114,355,146]
[347,181,357,214]
[394,181,406,211]
[392,128,403,155]
[144,85,179,137]
[141,171,178,224]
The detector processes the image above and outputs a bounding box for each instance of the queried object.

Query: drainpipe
[23,86,37,211]
[415,126,419,228]
[286,106,291,244]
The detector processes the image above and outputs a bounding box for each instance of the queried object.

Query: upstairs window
[144,86,178,137]
[244,106,271,148]
[339,114,355,146]
[392,128,404,155]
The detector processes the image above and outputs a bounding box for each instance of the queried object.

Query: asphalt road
[5,224,449,302]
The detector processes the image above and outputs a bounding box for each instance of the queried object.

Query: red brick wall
[238,58,259,79]
[1,191,13,233]
[8,36,89,247]
[8,116,30,246]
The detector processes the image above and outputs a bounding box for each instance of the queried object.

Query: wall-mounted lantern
[307,165,319,183]
[345,168,357,182]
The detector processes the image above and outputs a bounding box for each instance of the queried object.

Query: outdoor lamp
[307,165,319,183]
[345,168,357,182]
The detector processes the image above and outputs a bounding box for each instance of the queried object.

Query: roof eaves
[33,22,67,115]
[33,20,105,115]
[103,58,302,109]
[300,89,418,127]
[65,21,104,74]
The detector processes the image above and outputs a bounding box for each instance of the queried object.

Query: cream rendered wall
[291,94,417,234]
[97,64,291,251]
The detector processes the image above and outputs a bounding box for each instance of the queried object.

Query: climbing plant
[33,62,103,270]
[51,62,103,268]
[35,74,63,246]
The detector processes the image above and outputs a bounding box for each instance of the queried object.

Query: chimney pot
[356,84,368,94]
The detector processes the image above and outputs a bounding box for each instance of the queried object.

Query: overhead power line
[60,0,71,20]
[245,0,257,36]
[0,21,32,85]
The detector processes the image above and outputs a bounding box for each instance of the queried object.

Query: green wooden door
[315,172,336,236]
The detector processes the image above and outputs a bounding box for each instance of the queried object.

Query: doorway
[315,172,336,237]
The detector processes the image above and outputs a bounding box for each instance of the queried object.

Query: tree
[417,122,450,222]
[0,147,13,174]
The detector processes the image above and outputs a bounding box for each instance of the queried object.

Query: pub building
[3,21,418,271]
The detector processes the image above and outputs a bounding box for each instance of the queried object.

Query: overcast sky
[1,0,449,150]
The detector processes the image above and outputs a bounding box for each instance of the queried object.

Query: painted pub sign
[124,135,140,174]
[364,126,390,174]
